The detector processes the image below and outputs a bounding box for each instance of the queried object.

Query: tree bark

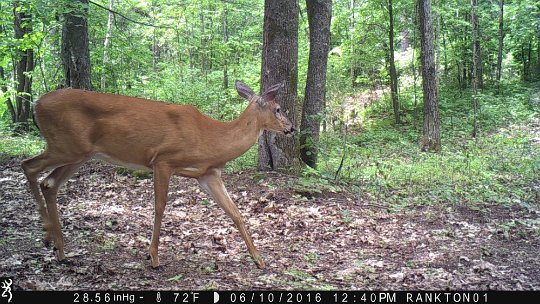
[441,15,448,75]
[537,35,540,79]
[412,2,418,107]
[0,66,16,122]
[387,0,400,124]
[350,0,356,87]
[418,0,441,152]
[496,0,504,93]
[222,0,229,89]
[62,0,92,90]
[399,14,409,52]
[527,41,532,80]
[471,0,479,137]
[13,1,34,125]
[471,0,483,90]
[258,0,301,172]
[300,0,332,168]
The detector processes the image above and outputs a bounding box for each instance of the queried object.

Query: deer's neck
[214,103,263,163]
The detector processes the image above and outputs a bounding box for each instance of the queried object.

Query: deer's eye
[275,108,281,114]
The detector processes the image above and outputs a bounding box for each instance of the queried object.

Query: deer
[21,80,294,269]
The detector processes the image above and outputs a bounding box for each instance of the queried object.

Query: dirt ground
[1,157,539,290]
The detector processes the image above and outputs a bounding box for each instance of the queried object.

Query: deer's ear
[261,82,283,103]
[235,80,256,100]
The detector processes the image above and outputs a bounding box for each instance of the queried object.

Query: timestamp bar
[5,290,538,304]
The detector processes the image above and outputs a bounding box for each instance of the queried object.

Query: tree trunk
[399,14,409,52]
[300,0,332,168]
[0,66,16,122]
[199,6,208,83]
[350,0,356,87]
[471,0,479,138]
[496,0,504,93]
[471,0,483,90]
[441,15,448,75]
[388,0,400,124]
[412,2,418,107]
[418,0,441,152]
[101,0,114,91]
[62,0,92,90]
[222,0,229,89]
[258,0,301,172]
[537,35,540,79]
[527,40,532,80]
[13,1,34,126]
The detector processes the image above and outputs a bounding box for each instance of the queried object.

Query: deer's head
[235,80,295,137]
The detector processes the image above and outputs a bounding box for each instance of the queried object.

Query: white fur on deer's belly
[181,167,199,172]
[175,167,203,177]
[94,153,151,171]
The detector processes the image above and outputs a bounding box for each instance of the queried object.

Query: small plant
[341,209,353,224]
[285,268,313,281]
[303,251,320,264]
[202,264,216,273]
[167,274,183,282]
[405,260,416,267]
[103,237,117,251]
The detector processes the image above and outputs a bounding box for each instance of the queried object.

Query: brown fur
[21,81,294,268]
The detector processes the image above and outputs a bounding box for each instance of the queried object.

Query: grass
[0,128,43,160]
[316,81,540,209]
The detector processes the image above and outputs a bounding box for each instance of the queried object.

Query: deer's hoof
[254,256,266,269]
[53,246,66,261]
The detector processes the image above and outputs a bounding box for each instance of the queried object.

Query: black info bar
[1,290,537,304]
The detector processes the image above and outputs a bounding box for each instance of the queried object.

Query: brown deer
[21,80,294,268]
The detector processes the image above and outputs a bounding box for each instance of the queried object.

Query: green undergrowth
[0,127,43,161]
[314,82,540,209]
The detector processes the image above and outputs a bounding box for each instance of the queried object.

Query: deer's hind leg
[22,151,61,245]
[40,161,86,261]
[22,151,86,257]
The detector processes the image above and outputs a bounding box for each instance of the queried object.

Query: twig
[334,125,348,181]
[89,0,175,30]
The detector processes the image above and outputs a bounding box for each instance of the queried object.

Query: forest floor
[1,157,539,291]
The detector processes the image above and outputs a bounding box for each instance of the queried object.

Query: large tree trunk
[258,0,301,172]
[387,0,400,124]
[13,1,34,126]
[62,0,92,90]
[496,0,504,93]
[300,0,332,168]
[418,0,441,152]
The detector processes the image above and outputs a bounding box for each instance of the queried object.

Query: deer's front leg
[198,169,265,269]
[149,164,172,268]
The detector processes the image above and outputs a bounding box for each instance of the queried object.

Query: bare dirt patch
[1,157,539,290]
